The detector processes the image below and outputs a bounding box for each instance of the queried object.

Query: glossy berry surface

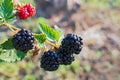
[18,4,36,20]
[57,48,75,65]
[62,34,83,54]
[40,50,60,71]
[18,7,29,19]
[23,4,36,17]
[12,29,34,52]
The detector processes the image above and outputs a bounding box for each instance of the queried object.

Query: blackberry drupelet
[40,50,60,71]
[62,34,83,54]
[12,29,34,52]
[57,48,75,65]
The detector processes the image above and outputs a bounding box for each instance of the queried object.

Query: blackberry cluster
[62,34,83,54]
[40,50,60,71]
[12,29,34,52]
[40,34,83,71]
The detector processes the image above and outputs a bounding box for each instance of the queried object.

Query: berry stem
[55,41,61,48]
[45,40,58,48]
[2,22,20,33]
[2,23,15,32]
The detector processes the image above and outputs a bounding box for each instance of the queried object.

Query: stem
[44,46,48,51]
[2,22,20,33]
[45,40,57,47]
[4,23,19,30]
[55,41,61,47]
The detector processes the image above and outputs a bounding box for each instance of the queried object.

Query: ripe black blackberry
[62,34,83,54]
[40,50,60,71]
[12,29,34,52]
[57,48,75,65]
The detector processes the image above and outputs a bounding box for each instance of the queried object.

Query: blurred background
[0,0,120,80]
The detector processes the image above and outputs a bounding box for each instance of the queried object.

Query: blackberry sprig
[0,0,83,70]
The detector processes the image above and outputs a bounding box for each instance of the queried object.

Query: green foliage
[0,0,3,5]
[0,0,15,23]
[34,33,46,47]
[0,38,26,62]
[39,23,61,42]
[1,38,13,49]
[54,25,64,43]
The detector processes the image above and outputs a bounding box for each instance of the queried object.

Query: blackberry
[40,50,60,71]
[18,7,29,20]
[24,4,36,17]
[57,48,75,65]
[12,29,34,52]
[62,34,83,54]
[18,4,36,20]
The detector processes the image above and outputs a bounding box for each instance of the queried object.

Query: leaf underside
[0,38,26,63]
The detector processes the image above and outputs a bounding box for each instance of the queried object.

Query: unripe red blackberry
[62,34,83,54]
[57,48,75,65]
[12,29,34,52]
[18,7,29,19]
[23,4,36,17]
[18,4,36,20]
[40,50,60,71]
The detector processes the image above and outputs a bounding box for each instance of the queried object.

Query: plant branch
[2,22,20,33]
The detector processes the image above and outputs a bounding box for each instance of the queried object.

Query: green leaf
[34,33,46,46]
[0,19,4,24]
[0,0,3,6]
[0,49,26,63]
[1,38,14,49]
[0,38,26,63]
[38,23,61,41]
[54,25,64,43]
[0,0,14,22]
